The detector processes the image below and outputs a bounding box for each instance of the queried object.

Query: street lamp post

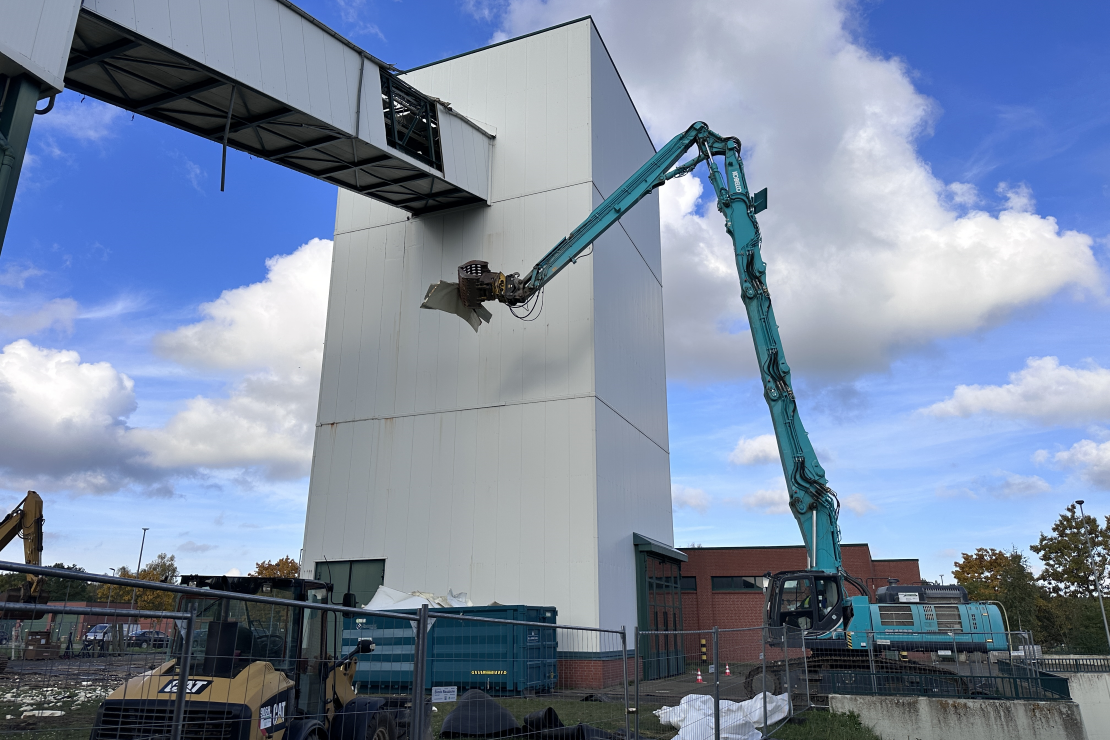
[1076,500,1110,652]
[129,528,149,628]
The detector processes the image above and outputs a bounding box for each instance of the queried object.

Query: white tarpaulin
[654,692,790,740]
[365,585,473,611]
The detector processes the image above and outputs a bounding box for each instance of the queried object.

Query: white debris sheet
[366,585,473,610]
[654,693,790,740]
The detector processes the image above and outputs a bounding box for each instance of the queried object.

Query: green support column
[0,75,42,255]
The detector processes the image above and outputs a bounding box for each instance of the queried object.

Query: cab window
[780,578,814,630]
[816,577,841,621]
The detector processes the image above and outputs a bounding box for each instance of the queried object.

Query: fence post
[761,626,767,731]
[170,609,195,740]
[783,627,791,716]
[800,630,810,710]
[621,628,630,740]
[411,605,429,740]
[867,631,876,694]
[634,627,640,740]
[712,626,720,740]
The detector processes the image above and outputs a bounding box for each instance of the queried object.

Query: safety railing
[1016,656,1110,674]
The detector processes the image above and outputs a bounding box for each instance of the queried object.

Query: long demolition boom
[424,122,843,572]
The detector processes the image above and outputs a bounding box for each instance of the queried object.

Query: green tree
[953,547,1042,635]
[0,563,97,602]
[251,556,300,578]
[99,553,179,611]
[1030,504,1110,597]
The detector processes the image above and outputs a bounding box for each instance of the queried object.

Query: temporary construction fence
[634,626,803,740]
[0,562,636,740]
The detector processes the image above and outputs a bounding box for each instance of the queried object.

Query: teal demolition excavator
[422,122,1010,685]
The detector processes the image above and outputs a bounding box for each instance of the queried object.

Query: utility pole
[129,528,149,628]
[1076,501,1110,652]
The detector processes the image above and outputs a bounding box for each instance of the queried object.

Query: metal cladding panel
[84,0,361,134]
[0,0,81,93]
[227,0,263,90]
[591,188,669,450]
[318,183,595,427]
[438,106,491,203]
[595,398,674,634]
[587,22,671,631]
[588,25,662,281]
[401,18,592,204]
[302,400,599,627]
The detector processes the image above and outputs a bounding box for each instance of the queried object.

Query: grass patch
[771,711,880,740]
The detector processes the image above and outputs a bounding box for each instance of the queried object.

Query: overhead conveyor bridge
[0,0,494,250]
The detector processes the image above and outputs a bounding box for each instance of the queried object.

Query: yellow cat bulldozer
[90,575,424,740]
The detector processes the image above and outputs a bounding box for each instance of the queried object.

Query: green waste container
[343,605,557,695]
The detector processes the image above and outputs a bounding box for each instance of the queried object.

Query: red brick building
[679,543,921,631]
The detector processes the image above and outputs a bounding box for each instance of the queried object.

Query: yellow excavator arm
[0,491,44,595]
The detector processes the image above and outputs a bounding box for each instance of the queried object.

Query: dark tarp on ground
[440,689,520,738]
[440,691,623,740]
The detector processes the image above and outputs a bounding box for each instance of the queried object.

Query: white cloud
[490,1,1102,380]
[179,540,217,553]
[0,339,142,493]
[0,239,333,494]
[729,434,779,465]
[993,472,1051,498]
[1043,439,1110,489]
[841,493,878,514]
[0,263,43,288]
[671,484,709,513]
[334,0,386,40]
[0,298,78,336]
[33,97,123,143]
[133,239,332,479]
[924,357,1110,425]
[737,484,790,515]
[935,471,1051,500]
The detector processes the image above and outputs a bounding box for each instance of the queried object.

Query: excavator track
[745,653,971,706]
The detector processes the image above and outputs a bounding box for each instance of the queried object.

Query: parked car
[126,630,168,649]
[84,624,111,641]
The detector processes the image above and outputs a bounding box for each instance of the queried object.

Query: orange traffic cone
[725,664,731,676]
[696,668,704,683]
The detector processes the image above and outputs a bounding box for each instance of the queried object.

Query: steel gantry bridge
[0,0,494,252]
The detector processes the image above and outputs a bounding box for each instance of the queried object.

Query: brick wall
[557,656,635,690]
[678,544,922,631]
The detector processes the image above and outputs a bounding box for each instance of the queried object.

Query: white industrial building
[0,2,684,634]
[300,18,682,632]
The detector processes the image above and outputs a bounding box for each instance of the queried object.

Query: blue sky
[1,0,1108,587]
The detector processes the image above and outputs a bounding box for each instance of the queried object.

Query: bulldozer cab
[173,575,334,714]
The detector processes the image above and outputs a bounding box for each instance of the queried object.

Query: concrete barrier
[1063,673,1110,740]
[827,694,1088,740]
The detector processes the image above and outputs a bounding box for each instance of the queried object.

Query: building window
[681,576,697,592]
[711,576,768,592]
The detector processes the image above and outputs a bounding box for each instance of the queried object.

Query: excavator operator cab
[766,571,853,636]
